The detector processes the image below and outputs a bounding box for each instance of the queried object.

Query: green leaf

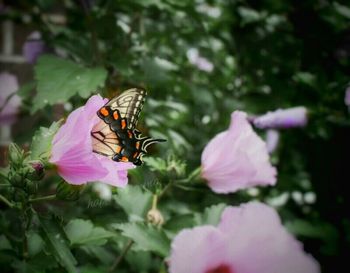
[33,55,107,112]
[0,235,12,250]
[195,203,226,226]
[65,219,114,246]
[114,185,152,222]
[237,7,264,25]
[292,72,316,87]
[39,216,78,273]
[286,219,339,255]
[0,167,9,182]
[163,214,195,233]
[81,245,115,265]
[114,222,170,257]
[333,2,350,19]
[30,120,63,160]
[286,219,338,240]
[143,157,167,173]
[56,181,84,201]
[17,82,36,99]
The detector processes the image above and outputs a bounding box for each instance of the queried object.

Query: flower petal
[50,94,131,186]
[218,202,320,273]
[201,111,276,193]
[169,226,233,273]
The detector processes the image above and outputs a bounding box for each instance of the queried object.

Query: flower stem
[0,194,14,208]
[151,194,158,210]
[29,194,56,203]
[159,181,173,199]
[109,239,134,272]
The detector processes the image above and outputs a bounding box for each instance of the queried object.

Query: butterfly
[91,88,165,166]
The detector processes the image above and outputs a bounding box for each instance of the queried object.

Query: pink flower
[0,72,21,125]
[22,31,47,64]
[50,95,134,186]
[187,48,214,72]
[201,111,276,194]
[253,107,308,129]
[169,202,320,273]
[266,129,279,154]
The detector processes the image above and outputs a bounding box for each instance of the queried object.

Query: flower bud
[147,208,164,226]
[253,107,308,129]
[167,157,186,179]
[8,143,24,166]
[25,179,38,195]
[27,161,45,181]
[56,181,84,201]
[9,171,25,188]
[12,188,27,202]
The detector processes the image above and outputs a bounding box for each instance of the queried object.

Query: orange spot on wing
[115,146,122,154]
[113,111,119,120]
[135,141,140,150]
[133,152,139,159]
[121,156,129,162]
[128,130,133,138]
[121,119,126,129]
[100,107,109,117]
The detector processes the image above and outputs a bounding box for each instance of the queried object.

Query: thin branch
[109,239,134,272]
[29,194,56,203]
[0,92,16,114]
[0,194,14,208]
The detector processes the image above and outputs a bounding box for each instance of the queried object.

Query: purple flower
[201,111,276,194]
[22,31,47,64]
[50,95,134,186]
[253,107,308,129]
[0,72,21,125]
[344,86,350,107]
[169,202,320,273]
[266,129,279,154]
[187,48,214,72]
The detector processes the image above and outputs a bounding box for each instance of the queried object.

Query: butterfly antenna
[141,137,166,152]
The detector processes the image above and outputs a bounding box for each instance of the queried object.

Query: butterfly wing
[106,88,147,129]
[93,88,166,166]
[91,119,122,159]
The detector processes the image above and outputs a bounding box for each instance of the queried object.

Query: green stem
[29,194,56,203]
[158,181,173,199]
[151,194,158,210]
[0,194,14,208]
[109,239,134,272]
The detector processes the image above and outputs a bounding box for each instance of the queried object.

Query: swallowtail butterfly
[91,88,165,166]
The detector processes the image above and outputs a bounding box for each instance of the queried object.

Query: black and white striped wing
[106,88,147,129]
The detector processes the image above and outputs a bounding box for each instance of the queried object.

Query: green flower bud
[8,143,24,166]
[56,181,84,201]
[12,188,27,202]
[27,161,45,181]
[25,179,38,195]
[9,172,25,188]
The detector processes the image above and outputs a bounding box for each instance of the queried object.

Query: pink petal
[266,129,279,154]
[201,111,276,193]
[50,94,132,186]
[218,202,320,273]
[0,72,20,124]
[95,154,134,187]
[253,107,308,129]
[169,226,233,273]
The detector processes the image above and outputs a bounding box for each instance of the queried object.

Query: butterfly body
[91,88,165,166]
